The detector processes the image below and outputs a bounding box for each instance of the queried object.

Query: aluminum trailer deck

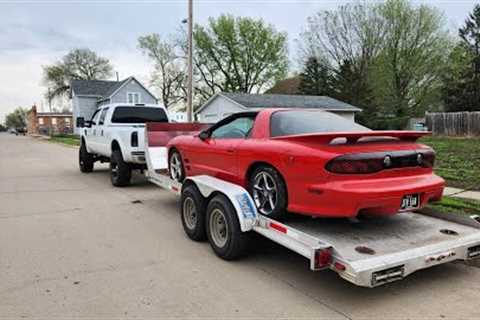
[145,135,480,288]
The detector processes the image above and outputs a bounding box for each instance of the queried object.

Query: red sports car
[167,109,444,219]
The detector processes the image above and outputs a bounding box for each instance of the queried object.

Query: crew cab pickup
[78,103,169,186]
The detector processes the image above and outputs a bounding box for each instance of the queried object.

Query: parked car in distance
[167,108,444,220]
[78,103,169,186]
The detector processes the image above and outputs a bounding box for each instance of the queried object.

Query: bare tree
[138,34,186,109]
[43,48,113,101]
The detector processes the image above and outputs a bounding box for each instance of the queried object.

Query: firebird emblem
[383,155,392,167]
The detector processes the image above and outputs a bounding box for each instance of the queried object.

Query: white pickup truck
[78,103,169,186]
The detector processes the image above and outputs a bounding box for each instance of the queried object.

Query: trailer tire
[79,142,94,173]
[110,149,131,187]
[206,194,250,260]
[181,184,207,241]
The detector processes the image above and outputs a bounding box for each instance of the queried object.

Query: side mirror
[198,130,210,141]
[76,117,85,128]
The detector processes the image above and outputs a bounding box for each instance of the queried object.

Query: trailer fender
[184,175,257,232]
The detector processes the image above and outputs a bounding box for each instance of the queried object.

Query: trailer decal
[236,193,256,219]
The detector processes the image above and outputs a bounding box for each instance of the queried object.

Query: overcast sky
[0,0,477,122]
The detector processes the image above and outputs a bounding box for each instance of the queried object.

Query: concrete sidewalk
[444,187,480,201]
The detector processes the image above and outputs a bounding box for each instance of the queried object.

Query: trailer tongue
[144,124,480,288]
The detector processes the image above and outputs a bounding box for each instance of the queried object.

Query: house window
[65,118,71,125]
[127,92,141,104]
[38,118,44,125]
[52,118,57,125]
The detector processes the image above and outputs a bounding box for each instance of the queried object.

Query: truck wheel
[180,184,207,241]
[206,194,250,260]
[110,149,131,187]
[248,165,287,220]
[169,150,185,182]
[79,142,94,173]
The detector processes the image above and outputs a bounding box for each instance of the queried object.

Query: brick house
[27,105,73,135]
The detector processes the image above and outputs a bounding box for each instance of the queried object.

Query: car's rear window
[111,107,168,124]
[270,110,369,137]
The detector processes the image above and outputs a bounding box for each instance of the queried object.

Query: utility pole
[47,88,52,112]
[186,0,193,122]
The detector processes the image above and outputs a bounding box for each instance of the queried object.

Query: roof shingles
[70,79,121,97]
[220,92,361,112]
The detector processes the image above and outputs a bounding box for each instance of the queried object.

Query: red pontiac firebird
[167,109,444,219]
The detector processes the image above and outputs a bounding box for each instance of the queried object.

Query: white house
[195,92,362,123]
[70,76,158,134]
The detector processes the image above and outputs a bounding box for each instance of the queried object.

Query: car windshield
[111,107,168,124]
[270,110,369,137]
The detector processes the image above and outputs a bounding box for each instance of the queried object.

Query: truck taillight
[131,131,138,147]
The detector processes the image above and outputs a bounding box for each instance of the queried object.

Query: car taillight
[326,155,385,174]
[131,131,138,147]
[326,150,435,174]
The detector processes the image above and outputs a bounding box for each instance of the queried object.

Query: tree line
[33,0,480,130]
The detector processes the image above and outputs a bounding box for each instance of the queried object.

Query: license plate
[401,194,420,210]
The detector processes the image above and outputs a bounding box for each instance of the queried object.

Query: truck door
[87,109,102,153]
[95,107,109,155]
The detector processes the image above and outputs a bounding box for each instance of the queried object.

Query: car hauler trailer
[144,123,480,288]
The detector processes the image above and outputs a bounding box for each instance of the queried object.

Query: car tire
[206,194,251,260]
[180,184,207,241]
[248,165,287,220]
[79,142,94,173]
[169,149,185,182]
[110,149,131,187]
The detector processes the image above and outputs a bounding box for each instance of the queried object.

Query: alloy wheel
[252,171,278,215]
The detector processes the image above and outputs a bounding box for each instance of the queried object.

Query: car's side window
[99,108,109,125]
[210,116,255,139]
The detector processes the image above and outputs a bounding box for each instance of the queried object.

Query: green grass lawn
[428,196,480,216]
[49,134,80,146]
[420,136,480,191]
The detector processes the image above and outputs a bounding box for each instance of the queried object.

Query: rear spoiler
[271,131,431,144]
[146,122,211,147]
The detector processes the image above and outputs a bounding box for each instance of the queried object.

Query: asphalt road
[1,132,480,319]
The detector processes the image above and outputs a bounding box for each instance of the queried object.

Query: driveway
[1,132,480,319]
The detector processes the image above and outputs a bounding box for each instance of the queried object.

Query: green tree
[43,48,113,101]
[371,0,450,118]
[5,108,27,129]
[298,57,332,95]
[138,34,186,109]
[299,2,386,109]
[193,15,288,100]
[442,5,480,112]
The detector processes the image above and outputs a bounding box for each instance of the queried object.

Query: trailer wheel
[79,142,94,173]
[181,184,207,241]
[110,149,131,187]
[206,194,250,260]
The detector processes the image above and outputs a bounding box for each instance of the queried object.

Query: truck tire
[248,165,287,220]
[180,184,207,241]
[79,142,94,173]
[110,149,131,187]
[206,194,250,260]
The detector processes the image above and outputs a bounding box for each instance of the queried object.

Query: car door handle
[227,148,235,153]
